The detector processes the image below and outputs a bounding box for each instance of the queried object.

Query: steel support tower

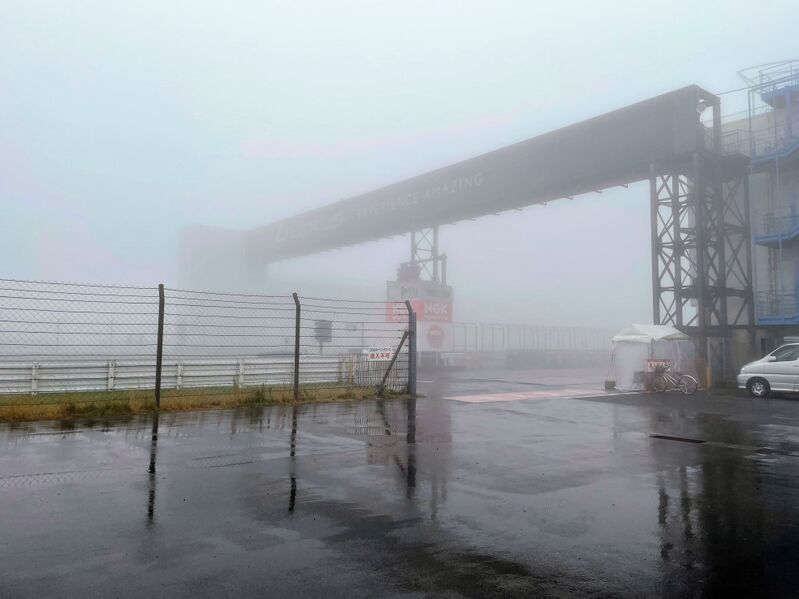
[408,227,446,284]
[650,145,754,375]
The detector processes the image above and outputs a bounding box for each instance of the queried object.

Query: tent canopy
[609,324,696,390]
[612,324,689,345]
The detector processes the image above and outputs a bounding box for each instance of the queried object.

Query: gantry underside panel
[247,86,717,263]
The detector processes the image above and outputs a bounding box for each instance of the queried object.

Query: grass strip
[0,385,408,423]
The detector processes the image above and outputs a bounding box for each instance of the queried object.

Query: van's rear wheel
[748,379,770,398]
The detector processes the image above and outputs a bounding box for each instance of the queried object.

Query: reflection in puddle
[147,411,159,526]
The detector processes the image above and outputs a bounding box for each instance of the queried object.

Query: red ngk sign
[386,301,452,322]
[422,302,451,321]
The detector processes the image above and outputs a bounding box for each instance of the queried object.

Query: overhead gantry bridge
[181,85,754,368]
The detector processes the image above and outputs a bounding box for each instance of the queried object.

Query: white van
[737,344,799,397]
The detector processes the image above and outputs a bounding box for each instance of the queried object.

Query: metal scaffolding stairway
[740,61,799,326]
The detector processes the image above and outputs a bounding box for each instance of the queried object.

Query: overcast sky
[1,1,796,327]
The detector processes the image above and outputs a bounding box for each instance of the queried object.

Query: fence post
[237,360,245,388]
[154,284,165,410]
[31,363,39,395]
[107,360,116,391]
[292,293,301,401]
[404,300,417,397]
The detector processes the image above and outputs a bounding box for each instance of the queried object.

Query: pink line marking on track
[447,388,616,403]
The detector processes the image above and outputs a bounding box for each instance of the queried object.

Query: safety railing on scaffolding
[700,61,799,159]
[756,290,798,323]
[739,60,799,96]
[741,60,799,162]
[754,210,799,239]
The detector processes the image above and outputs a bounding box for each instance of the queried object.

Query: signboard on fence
[645,359,672,372]
[385,300,452,322]
[313,319,333,343]
[365,347,395,362]
[418,321,454,353]
[385,302,407,323]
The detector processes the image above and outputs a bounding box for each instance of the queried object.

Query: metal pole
[405,300,417,397]
[406,395,416,445]
[147,410,159,524]
[289,405,297,512]
[154,284,165,410]
[692,154,710,384]
[712,95,722,155]
[714,158,729,333]
[292,293,301,401]
[649,164,661,324]
[737,171,756,347]
[671,171,683,327]
[432,226,439,282]
[747,90,754,157]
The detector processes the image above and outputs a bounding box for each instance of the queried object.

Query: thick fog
[1,1,796,328]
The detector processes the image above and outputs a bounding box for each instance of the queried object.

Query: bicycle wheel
[677,375,698,395]
[652,375,668,393]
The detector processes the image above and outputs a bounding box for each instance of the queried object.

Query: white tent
[609,324,697,390]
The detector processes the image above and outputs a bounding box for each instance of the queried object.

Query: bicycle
[651,365,698,395]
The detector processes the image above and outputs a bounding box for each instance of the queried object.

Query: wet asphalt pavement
[1,368,798,598]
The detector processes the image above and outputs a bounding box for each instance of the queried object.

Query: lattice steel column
[409,226,447,283]
[650,166,698,329]
[650,154,754,379]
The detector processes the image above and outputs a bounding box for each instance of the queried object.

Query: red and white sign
[421,301,451,321]
[427,325,445,348]
[365,347,395,362]
[386,302,408,322]
[385,300,452,322]
[417,321,453,352]
[646,359,672,372]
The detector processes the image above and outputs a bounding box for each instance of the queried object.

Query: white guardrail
[0,353,409,395]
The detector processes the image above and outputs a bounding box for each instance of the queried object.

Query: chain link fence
[0,278,416,414]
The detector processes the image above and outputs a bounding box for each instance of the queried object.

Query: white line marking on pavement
[446,389,629,403]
